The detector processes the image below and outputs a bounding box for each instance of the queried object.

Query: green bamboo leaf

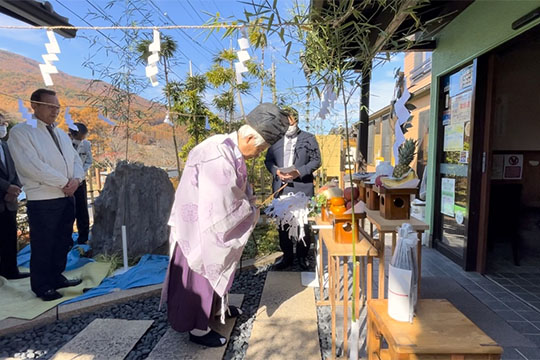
[285,42,292,58]
[267,13,274,32]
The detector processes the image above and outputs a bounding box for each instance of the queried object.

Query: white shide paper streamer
[145,29,161,87]
[39,30,61,86]
[18,99,37,128]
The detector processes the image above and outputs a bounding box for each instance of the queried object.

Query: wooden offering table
[314,216,379,358]
[363,209,429,299]
[367,299,503,360]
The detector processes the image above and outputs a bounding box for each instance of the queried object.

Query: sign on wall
[491,154,523,180]
[503,154,523,180]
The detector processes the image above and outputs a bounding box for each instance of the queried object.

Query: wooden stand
[314,216,378,360]
[365,183,380,210]
[367,299,502,360]
[379,186,417,220]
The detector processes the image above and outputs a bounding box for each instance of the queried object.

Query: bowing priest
[162,103,289,347]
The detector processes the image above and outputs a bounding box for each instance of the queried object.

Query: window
[417,110,430,177]
[414,52,424,69]
[368,122,375,165]
[381,118,392,161]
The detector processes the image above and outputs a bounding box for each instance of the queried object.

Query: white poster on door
[441,178,455,217]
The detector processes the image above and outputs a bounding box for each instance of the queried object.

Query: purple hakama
[165,243,234,332]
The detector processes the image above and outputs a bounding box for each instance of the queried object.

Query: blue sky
[0,0,402,134]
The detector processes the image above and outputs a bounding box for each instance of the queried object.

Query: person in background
[69,123,92,245]
[8,89,85,301]
[265,106,321,270]
[162,103,288,347]
[0,113,29,280]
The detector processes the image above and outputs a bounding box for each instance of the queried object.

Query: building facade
[424,0,540,273]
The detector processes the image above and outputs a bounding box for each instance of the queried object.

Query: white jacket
[8,119,85,201]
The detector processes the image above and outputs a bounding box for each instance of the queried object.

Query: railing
[410,57,432,85]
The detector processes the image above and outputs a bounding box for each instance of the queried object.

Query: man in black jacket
[0,114,28,279]
[265,107,321,270]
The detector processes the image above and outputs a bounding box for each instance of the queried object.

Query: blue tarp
[62,254,169,304]
[17,233,94,271]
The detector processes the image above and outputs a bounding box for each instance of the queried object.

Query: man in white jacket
[8,89,85,301]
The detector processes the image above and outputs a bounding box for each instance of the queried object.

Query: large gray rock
[91,161,175,257]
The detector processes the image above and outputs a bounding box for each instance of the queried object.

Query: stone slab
[237,252,283,271]
[51,318,153,360]
[146,294,244,360]
[246,271,321,360]
[0,284,162,337]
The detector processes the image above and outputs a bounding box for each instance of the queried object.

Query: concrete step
[51,318,153,360]
[146,294,244,360]
[246,271,321,360]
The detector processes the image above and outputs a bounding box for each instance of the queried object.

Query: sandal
[226,305,243,318]
[189,329,227,347]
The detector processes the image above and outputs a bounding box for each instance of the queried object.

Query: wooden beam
[370,0,422,56]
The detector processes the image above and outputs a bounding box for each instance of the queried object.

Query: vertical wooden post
[95,168,101,190]
[88,168,95,205]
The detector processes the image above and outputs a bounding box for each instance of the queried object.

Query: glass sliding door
[434,61,477,265]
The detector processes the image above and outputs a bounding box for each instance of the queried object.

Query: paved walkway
[246,271,321,360]
[421,246,540,360]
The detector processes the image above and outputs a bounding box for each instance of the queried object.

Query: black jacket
[0,141,22,212]
[265,130,321,198]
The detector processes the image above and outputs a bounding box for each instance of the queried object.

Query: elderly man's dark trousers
[27,197,75,297]
[0,209,19,278]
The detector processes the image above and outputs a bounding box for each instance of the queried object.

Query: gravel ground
[0,249,317,360]
[0,268,269,360]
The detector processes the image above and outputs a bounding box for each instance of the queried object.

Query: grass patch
[242,222,280,260]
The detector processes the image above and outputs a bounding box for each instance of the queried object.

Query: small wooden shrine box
[364,183,380,210]
[357,181,367,202]
[332,212,365,243]
[379,186,418,220]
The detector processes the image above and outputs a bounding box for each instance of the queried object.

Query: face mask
[285,124,299,137]
[72,139,81,146]
[0,125,7,139]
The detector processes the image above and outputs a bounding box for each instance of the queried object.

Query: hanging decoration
[39,30,61,87]
[64,107,79,131]
[163,110,173,126]
[391,76,412,161]
[318,81,337,119]
[145,29,161,87]
[264,192,311,243]
[18,99,37,128]
[98,114,116,126]
[234,31,250,85]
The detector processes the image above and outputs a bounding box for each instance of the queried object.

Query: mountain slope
[0,49,163,120]
[0,50,184,168]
